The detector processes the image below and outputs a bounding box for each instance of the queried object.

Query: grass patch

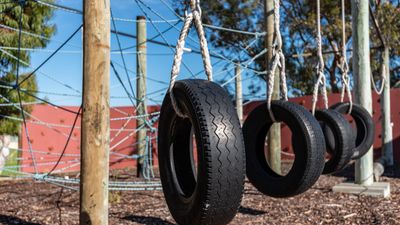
[0,148,20,177]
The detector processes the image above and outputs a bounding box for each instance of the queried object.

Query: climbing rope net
[0,0,269,191]
[0,0,387,191]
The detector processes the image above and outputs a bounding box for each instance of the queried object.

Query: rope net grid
[0,0,269,191]
[0,0,385,191]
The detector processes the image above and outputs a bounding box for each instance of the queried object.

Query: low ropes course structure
[0,0,269,193]
[0,0,382,190]
[0,0,391,224]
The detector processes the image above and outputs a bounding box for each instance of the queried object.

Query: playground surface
[0,166,399,225]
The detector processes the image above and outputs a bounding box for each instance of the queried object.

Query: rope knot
[33,173,46,180]
[265,0,288,122]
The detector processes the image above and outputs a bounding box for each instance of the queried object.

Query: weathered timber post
[352,0,374,186]
[264,0,281,174]
[235,64,243,123]
[80,0,111,224]
[136,16,147,177]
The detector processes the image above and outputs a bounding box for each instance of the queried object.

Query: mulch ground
[0,165,399,225]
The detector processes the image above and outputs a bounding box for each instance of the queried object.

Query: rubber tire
[315,109,354,174]
[158,79,245,225]
[243,101,325,198]
[330,103,375,160]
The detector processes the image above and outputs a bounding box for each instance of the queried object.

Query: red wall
[20,89,400,173]
[20,105,160,173]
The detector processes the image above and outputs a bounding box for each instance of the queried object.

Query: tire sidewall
[243,101,325,197]
[315,110,354,174]
[158,90,207,223]
[330,103,375,160]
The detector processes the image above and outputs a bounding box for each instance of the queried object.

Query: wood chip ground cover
[0,166,399,225]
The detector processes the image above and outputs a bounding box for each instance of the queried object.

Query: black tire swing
[158,2,245,225]
[243,1,326,198]
[310,0,354,175]
[330,103,375,160]
[243,101,326,197]
[328,0,374,161]
[314,109,354,174]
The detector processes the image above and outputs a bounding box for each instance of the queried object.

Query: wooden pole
[264,0,281,174]
[80,0,110,224]
[381,47,393,166]
[136,16,147,177]
[235,64,243,123]
[351,0,374,186]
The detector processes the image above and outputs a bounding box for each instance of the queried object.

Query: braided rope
[266,0,288,122]
[169,0,213,117]
[339,0,353,113]
[192,10,213,81]
[370,65,385,95]
[311,0,329,115]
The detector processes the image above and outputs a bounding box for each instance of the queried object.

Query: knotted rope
[266,0,288,122]
[338,0,353,113]
[311,0,329,115]
[169,0,213,117]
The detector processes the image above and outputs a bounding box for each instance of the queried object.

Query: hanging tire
[315,109,354,174]
[330,103,375,160]
[243,101,325,198]
[158,79,245,225]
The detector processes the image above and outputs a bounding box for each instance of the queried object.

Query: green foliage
[174,0,264,63]
[373,2,400,87]
[0,148,19,176]
[0,73,38,135]
[0,0,55,73]
[0,0,54,135]
[177,1,400,96]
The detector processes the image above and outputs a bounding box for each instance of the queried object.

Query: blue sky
[17,0,264,107]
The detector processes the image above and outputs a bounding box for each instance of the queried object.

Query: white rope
[266,0,289,121]
[169,0,213,117]
[138,0,267,76]
[339,0,353,113]
[311,0,329,115]
[0,24,81,49]
[0,48,81,94]
[370,66,385,95]
[0,46,175,55]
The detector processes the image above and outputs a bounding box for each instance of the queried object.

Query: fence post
[264,0,281,174]
[136,16,147,177]
[235,64,243,123]
[352,0,374,186]
[80,0,111,224]
[380,47,394,166]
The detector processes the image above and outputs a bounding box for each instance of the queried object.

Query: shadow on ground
[0,215,41,225]
[123,215,174,225]
[238,206,267,216]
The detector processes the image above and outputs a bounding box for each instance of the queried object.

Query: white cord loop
[311,0,329,115]
[169,0,213,117]
[339,0,353,113]
[370,64,386,95]
[266,0,288,122]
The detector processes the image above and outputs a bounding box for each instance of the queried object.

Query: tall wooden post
[352,0,374,185]
[264,0,281,174]
[80,0,110,224]
[235,64,243,123]
[136,16,147,177]
[381,47,393,166]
